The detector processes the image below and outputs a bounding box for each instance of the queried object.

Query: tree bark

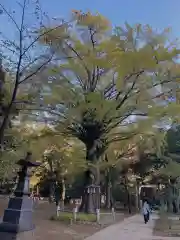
[124,175,131,214]
[47,161,55,203]
[79,142,99,213]
[105,182,111,209]
[135,181,140,211]
[48,183,54,203]
[60,178,65,210]
[79,169,92,212]
[105,169,112,209]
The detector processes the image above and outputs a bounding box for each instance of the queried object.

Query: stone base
[0,221,34,233]
[0,230,35,240]
[0,196,35,233]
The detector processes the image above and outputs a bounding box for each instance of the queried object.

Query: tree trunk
[95,165,100,185]
[49,178,55,204]
[60,178,66,210]
[79,169,92,212]
[79,142,100,213]
[105,182,111,209]
[172,200,178,213]
[36,185,39,196]
[135,181,140,211]
[127,190,131,214]
[105,169,112,209]
[177,190,180,213]
[124,175,131,214]
[48,184,54,204]
[48,163,54,204]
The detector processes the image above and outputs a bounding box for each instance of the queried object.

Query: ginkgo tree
[35,10,180,212]
[21,126,86,205]
[99,129,166,210]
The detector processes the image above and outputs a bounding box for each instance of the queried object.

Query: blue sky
[1,0,180,39]
[41,0,180,38]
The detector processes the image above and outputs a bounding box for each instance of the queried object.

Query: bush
[50,212,97,223]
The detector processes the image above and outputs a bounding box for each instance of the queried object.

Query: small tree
[24,126,86,204]
[0,0,73,149]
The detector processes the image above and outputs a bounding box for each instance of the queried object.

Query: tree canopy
[33,11,180,183]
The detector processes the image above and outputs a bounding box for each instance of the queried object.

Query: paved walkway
[86,213,179,240]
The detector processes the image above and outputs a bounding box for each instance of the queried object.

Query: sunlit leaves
[72,10,111,33]
[35,129,86,179]
[39,24,70,47]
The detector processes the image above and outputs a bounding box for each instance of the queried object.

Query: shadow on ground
[0,232,17,240]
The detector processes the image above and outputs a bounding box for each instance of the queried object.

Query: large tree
[36,10,180,212]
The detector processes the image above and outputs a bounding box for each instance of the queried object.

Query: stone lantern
[0,152,41,233]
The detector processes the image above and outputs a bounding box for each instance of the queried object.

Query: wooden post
[112,207,115,221]
[73,206,78,222]
[96,209,100,223]
[56,205,60,217]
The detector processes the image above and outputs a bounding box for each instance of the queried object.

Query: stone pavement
[86,213,179,240]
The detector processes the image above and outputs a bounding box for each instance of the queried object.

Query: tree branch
[0,3,20,31]
[115,70,144,110]
[18,53,54,84]
[21,21,71,57]
[107,132,138,145]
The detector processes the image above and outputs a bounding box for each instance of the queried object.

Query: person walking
[142,200,150,224]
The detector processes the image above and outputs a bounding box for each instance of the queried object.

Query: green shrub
[50,212,96,223]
